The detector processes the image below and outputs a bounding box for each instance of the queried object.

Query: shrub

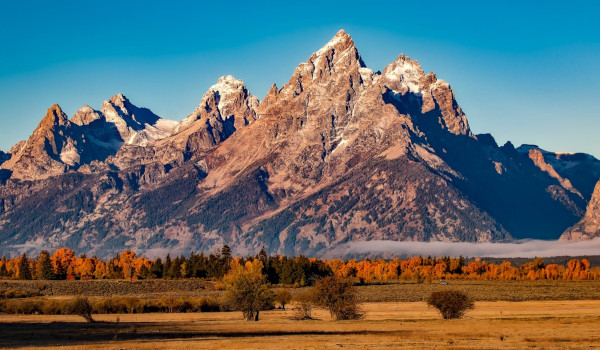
[0,299,44,314]
[70,296,94,322]
[0,289,40,299]
[0,295,226,316]
[426,290,474,319]
[312,277,364,320]
[292,291,314,320]
[275,289,293,310]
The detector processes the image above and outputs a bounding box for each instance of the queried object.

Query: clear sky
[1,0,598,157]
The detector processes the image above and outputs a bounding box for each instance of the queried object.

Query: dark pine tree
[221,245,232,260]
[18,253,32,280]
[148,258,163,279]
[37,250,55,280]
[163,254,172,279]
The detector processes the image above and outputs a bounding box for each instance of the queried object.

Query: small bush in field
[70,296,94,323]
[427,290,474,319]
[0,289,39,299]
[312,277,364,320]
[275,289,293,310]
[0,295,227,315]
[292,291,315,320]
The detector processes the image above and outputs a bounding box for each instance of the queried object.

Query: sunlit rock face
[0,30,597,258]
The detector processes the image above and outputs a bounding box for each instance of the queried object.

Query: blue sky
[1,0,599,157]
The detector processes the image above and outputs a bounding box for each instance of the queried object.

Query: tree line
[1,247,599,282]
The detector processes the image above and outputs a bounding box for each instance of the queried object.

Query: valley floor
[1,300,599,349]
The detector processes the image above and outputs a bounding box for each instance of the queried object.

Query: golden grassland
[1,300,600,349]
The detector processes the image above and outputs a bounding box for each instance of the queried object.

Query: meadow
[1,300,599,349]
[1,280,600,348]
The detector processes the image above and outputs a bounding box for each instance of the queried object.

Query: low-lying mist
[324,238,600,259]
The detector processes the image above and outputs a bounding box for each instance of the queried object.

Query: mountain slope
[0,151,9,166]
[561,180,600,240]
[0,30,595,258]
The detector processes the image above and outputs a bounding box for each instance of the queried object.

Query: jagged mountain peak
[3,30,600,258]
[109,93,129,106]
[164,75,258,154]
[205,75,252,114]
[71,105,101,126]
[98,93,174,146]
[310,30,365,78]
[378,51,471,136]
[212,75,245,90]
[314,29,361,59]
[276,30,367,102]
[103,93,131,117]
[172,75,257,135]
[382,54,426,93]
[40,104,70,128]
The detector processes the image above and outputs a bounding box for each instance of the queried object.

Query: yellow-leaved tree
[223,259,275,321]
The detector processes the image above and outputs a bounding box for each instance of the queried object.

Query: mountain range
[1,30,599,258]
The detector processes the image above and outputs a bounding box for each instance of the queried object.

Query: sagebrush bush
[313,277,364,320]
[275,289,293,310]
[427,290,474,319]
[0,289,39,299]
[70,296,94,322]
[0,296,226,315]
[292,291,314,320]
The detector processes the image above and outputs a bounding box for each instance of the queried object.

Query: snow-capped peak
[316,29,352,56]
[207,75,247,112]
[71,105,101,126]
[382,54,425,93]
[110,93,128,105]
[171,75,258,136]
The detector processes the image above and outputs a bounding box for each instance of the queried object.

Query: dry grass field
[1,300,600,349]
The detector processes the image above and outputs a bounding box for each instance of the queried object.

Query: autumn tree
[52,248,76,279]
[275,289,292,310]
[313,276,364,320]
[117,250,137,279]
[223,259,275,321]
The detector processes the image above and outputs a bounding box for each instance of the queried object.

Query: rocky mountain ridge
[0,30,597,258]
[1,95,176,181]
[561,180,600,240]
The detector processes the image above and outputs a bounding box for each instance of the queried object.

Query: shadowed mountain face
[0,151,9,166]
[561,180,600,241]
[0,30,596,258]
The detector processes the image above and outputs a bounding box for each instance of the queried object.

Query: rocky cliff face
[0,95,176,181]
[517,145,600,201]
[0,30,596,258]
[1,105,90,180]
[561,180,600,240]
[0,151,9,166]
[163,75,258,157]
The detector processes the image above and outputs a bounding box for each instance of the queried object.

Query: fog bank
[324,238,600,259]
